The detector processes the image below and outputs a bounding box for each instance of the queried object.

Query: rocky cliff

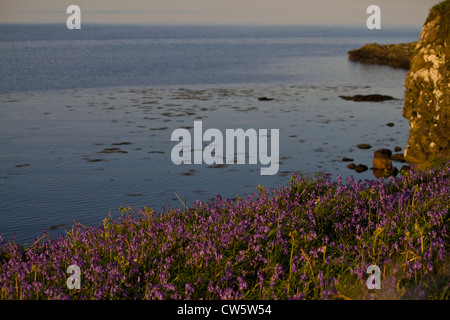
[402,0,450,170]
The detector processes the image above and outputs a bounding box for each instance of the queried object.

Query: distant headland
[348,42,416,70]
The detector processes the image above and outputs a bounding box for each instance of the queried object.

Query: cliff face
[402,1,450,170]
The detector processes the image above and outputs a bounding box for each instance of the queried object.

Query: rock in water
[355,164,368,173]
[403,1,450,170]
[339,94,395,102]
[346,163,356,170]
[258,97,274,101]
[373,149,393,170]
[357,143,372,150]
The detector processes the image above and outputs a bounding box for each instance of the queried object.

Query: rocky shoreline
[347,42,417,70]
[345,0,450,172]
[344,146,409,179]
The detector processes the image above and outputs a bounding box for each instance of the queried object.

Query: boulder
[373,148,392,169]
[357,144,372,150]
[355,164,368,173]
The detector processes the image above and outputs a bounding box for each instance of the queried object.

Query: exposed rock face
[402,1,450,170]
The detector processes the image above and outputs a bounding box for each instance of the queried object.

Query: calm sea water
[0,24,421,244]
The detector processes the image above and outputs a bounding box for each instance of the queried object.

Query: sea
[0,24,422,244]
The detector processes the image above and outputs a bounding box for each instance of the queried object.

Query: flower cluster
[1,162,449,300]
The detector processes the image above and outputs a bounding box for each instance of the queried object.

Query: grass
[0,162,449,300]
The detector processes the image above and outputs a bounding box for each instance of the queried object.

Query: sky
[0,0,440,27]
